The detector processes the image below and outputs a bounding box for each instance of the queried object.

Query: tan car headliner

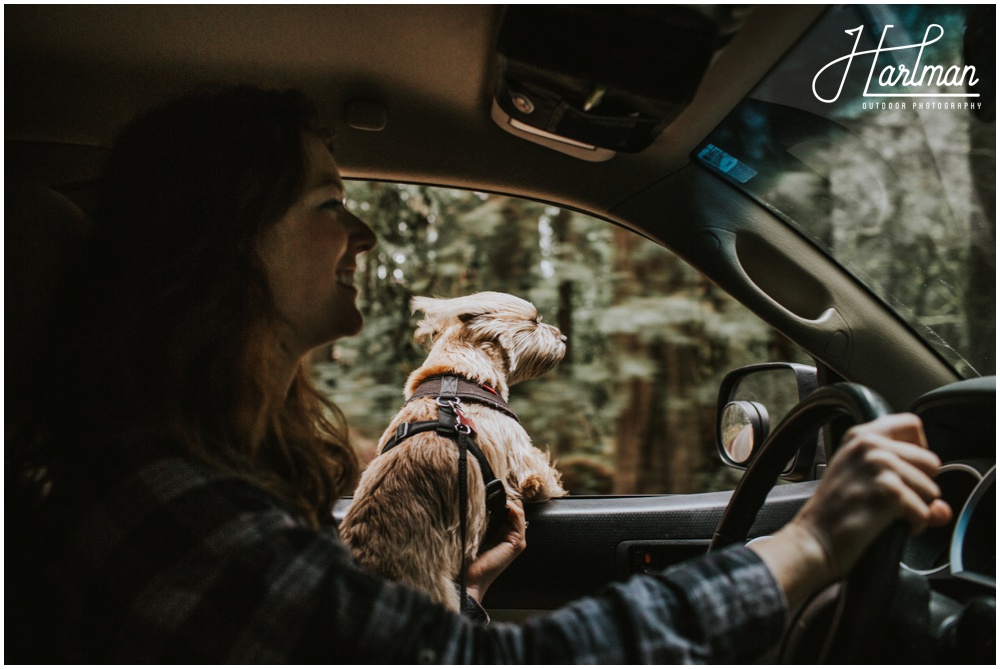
[6,5,825,214]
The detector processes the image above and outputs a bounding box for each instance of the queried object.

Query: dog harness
[379,375,515,613]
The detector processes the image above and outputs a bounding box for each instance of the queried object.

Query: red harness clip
[454,407,478,434]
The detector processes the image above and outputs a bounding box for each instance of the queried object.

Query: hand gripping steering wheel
[709,383,908,663]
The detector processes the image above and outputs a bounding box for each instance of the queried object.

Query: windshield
[695,4,995,377]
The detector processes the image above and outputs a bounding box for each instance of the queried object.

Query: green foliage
[315,182,807,493]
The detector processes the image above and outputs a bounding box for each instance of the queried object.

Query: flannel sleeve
[67,456,787,664]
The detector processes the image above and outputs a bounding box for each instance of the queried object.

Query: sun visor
[492,6,743,160]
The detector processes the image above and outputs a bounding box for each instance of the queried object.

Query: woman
[13,86,950,663]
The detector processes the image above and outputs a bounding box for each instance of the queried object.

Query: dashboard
[907,376,995,663]
[950,466,995,589]
[908,376,995,589]
[902,462,995,586]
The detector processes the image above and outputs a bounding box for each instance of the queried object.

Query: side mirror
[715,362,823,480]
[719,400,769,466]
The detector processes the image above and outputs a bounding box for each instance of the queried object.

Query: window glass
[314,182,810,495]
[695,4,995,377]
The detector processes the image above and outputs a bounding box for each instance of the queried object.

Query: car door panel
[336,481,815,611]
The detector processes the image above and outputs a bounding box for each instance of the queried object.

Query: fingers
[841,413,938,474]
[836,414,950,534]
[840,415,940,492]
[507,498,525,526]
[840,433,939,491]
[927,498,953,527]
[859,436,941,501]
[859,412,929,449]
[794,412,954,579]
[875,468,939,535]
[504,499,527,550]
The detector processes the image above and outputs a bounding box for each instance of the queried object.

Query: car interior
[6,5,994,663]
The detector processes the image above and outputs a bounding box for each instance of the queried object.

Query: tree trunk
[610,227,708,494]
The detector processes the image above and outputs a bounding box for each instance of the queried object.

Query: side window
[315,182,810,495]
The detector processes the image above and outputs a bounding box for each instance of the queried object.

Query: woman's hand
[750,413,952,609]
[466,499,528,603]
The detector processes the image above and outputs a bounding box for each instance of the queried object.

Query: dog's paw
[518,472,566,501]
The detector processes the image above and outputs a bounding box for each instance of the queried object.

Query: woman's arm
[57,413,948,664]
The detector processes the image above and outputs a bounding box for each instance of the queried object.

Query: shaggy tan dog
[340,292,567,611]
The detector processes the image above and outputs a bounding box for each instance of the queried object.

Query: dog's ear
[411,292,534,344]
[411,296,468,344]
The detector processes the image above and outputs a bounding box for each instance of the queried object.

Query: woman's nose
[348,212,377,254]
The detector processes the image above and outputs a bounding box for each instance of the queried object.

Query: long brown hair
[45,86,359,524]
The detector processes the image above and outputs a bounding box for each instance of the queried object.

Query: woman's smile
[258,133,376,359]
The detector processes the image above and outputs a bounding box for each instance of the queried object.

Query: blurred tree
[316,182,807,495]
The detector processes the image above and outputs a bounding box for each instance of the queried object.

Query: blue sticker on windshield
[697,144,758,183]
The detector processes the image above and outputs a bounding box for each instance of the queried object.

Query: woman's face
[259,134,376,357]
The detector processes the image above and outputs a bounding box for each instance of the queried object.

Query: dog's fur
[340,292,567,610]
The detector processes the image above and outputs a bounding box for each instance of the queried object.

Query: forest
[314,181,809,496]
[315,92,991,495]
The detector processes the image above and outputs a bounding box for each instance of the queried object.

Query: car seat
[5,182,90,441]
[5,181,89,663]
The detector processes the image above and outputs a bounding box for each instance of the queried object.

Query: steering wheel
[709,383,908,664]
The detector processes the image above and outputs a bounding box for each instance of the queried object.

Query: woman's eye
[321,199,344,212]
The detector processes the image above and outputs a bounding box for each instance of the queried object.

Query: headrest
[5,183,90,437]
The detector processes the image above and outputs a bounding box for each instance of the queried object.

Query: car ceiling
[6,5,825,214]
[6,4,958,406]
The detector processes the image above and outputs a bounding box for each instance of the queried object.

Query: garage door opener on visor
[492,6,744,161]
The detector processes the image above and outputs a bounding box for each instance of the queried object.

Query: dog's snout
[545,323,567,343]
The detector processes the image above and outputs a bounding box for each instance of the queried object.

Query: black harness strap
[381,401,507,524]
[380,376,511,614]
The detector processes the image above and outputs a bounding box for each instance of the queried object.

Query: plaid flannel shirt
[46,435,786,663]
